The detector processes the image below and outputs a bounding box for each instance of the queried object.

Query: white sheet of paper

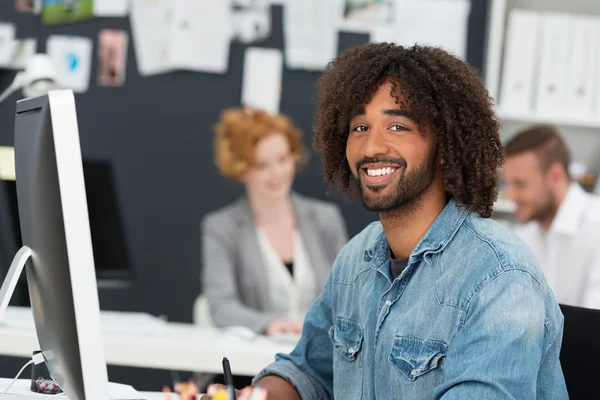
[0,23,16,66]
[94,0,129,16]
[130,0,172,76]
[167,0,232,73]
[370,25,397,44]
[284,0,340,70]
[0,146,15,181]
[47,35,93,93]
[5,38,37,70]
[393,0,470,59]
[233,0,270,43]
[242,47,283,114]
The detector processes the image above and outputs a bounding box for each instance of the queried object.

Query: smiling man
[502,125,600,309]
[203,44,568,399]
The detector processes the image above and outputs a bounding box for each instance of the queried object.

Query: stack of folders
[500,10,600,120]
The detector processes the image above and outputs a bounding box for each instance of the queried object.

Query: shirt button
[385,300,392,306]
[348,347,355,354]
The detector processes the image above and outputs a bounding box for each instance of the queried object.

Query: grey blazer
[200,193,348,333]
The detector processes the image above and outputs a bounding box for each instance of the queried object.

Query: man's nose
[363,128,389,158]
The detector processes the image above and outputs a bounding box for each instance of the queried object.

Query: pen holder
[30,351,62,394]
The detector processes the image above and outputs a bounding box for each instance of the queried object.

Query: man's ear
[546,162,568,185]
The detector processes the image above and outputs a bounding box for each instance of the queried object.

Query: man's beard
[527,187,559,224]
[354,152,437,213]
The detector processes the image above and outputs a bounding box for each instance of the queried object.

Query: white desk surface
[0,378,200,400]
[0,307,295,377]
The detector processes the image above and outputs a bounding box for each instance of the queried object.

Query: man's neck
[247,191,295,227]
[380,188,447,260]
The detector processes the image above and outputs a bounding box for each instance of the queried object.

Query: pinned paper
[0,23,16,66]
[97,30,128,86]
[94,0,129,16]
[130,0,172,76]
[341,0,395,33]
[241,47,283,114]
[41,0,94,25]
[15,0,41,13]
[284,0,339,70]
[232,0,270,43]
[47,35,93,93]
[167,0,232,73]
[0,147,16,182]
[391,0,471,59]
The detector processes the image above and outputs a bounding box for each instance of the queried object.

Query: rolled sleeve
[253,359,328,400]
[252,266,338,399]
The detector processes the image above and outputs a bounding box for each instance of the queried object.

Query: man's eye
[390,124,408,131]
[353,125,368,132]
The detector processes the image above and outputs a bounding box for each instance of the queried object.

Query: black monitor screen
[0,160,132,284]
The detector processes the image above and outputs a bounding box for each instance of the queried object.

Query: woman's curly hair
[213,108,308,180]
[313,43,503,218]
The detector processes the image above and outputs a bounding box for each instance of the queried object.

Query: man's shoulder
[582,192,600,223]
[460,213,541,271]
[436,213,547,308]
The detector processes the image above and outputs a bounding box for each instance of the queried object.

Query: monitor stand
[0,246,32,325]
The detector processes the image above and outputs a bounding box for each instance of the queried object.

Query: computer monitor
[0,160,133,291]
[1,90,109,400]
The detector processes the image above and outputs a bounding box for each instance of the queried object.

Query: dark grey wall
[0,1,488,389]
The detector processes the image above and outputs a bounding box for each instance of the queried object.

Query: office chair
[559,303,600,399]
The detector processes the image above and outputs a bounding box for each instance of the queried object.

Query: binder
[565,15,598,118]
[535,12,572,117]
[499,10,541,113]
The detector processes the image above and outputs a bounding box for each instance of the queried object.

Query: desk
[0,307,295,377]
[0,378,201,400]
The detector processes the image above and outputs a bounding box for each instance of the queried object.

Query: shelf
[496,109,600,130]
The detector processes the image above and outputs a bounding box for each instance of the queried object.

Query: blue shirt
[254,200,568,399]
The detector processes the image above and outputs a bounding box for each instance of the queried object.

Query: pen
[222,357,236,400]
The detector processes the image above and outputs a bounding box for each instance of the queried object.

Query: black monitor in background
[0,159,133,297]
[559,303,600,399]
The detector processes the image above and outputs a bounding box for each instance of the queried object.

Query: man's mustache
[356,156,407,171]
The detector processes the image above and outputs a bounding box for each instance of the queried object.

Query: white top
[256,229,318,319]
[515,183,600,309]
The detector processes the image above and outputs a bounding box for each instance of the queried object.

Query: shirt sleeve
[253,270,336,400]
[434,268,562,399]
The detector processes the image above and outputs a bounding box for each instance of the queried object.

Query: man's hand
[265,319,303,335]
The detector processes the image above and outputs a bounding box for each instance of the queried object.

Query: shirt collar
[365,199,469,271]
[550,183,587,236]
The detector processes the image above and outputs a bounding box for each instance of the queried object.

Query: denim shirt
[254,200,568,399]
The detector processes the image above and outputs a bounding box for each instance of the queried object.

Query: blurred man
[503,125,600,309]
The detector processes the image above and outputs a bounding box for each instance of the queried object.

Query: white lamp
[0,53,59,105]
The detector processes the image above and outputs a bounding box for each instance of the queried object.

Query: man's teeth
[367,167,395,177]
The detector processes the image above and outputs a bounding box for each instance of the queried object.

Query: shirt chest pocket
[389,336,447,382]
[329,317,364,399]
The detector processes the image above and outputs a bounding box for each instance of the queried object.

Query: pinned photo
[97,30,128,87]
[232,0,270,43]
[42,0,94,25]
[47,35,93,93]
[343,0,394,29]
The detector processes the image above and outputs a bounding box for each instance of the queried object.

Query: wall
[0,1,489,389]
